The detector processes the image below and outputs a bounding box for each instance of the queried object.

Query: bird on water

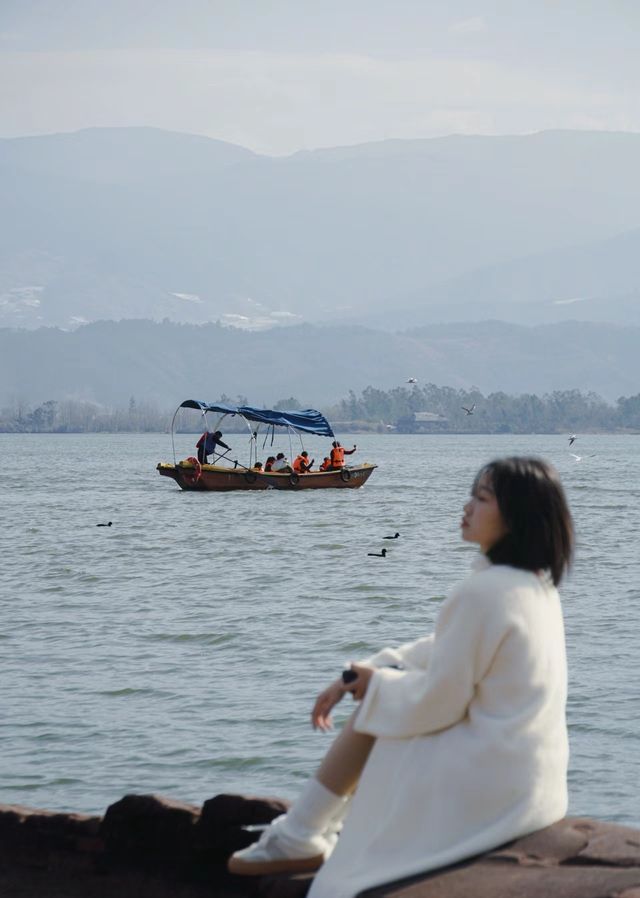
[96,522,113,527]
[383,532,400,539]
[367,548,387,557]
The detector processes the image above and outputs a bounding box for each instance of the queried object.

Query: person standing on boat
[293,451,315,474]
[228,457,574,898]
[329,440,356,470]
[196,430,230,464]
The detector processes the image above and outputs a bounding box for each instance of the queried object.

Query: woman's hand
[345,663,374,701]
[311,679,346,732]
[310,665,376,731]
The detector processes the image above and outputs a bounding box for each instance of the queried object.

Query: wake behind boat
[157,400,376,492]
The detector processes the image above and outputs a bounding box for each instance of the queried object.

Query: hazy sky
[1,0,638,155]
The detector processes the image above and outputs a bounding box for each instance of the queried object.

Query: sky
[0,0,639,155]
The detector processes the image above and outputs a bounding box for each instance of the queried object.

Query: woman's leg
[316,712,375,796]
[228,714,375,874]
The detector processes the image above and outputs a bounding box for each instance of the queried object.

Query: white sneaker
[227,817,330,876]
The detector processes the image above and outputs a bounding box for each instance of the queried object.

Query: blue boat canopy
[179,400,335,438]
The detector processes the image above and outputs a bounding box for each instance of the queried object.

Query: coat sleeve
[354,577,513,739]
[360,635,435,671]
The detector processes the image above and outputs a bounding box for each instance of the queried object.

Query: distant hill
[2,128,640,330]
[361,226,640,329]
[1,318,638,408]
[0,126,256,184]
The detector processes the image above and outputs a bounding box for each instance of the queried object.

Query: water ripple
[1,432,639,821]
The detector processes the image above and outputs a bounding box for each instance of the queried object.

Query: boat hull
[157,461,376,491]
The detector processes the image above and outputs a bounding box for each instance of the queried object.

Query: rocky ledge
[1,794,640,898]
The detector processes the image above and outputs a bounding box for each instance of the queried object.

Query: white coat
[308,556,569,898]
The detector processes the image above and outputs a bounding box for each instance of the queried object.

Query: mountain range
[1,318,638,409]
[1,127,640,331]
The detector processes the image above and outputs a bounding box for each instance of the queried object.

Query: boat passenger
[252,462,263,471]
[272,453,294,474]
[196,430,230,464]
[293,451,315,474]
[265,456,276,472]
[319,457,331,472]
[228,457,575,898]
[329,440,357,470]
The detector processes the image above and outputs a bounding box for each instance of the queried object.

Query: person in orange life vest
[329,440,356,470]
[319,457,331,472]
[293,451,315,474]
[265,456,276,472]
[196,430,230,464]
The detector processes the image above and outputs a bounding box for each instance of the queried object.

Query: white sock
[277,778,348,850]
[325,792,352,834]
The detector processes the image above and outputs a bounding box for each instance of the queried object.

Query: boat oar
[211,447,232,465]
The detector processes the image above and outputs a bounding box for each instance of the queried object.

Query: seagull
[367,548,387,557]
[568,435,577,446]
[407,377,418,384]
[570,453,596,463]
[461,404,475,415]
[383,532,400,539]
[96,521,113,527]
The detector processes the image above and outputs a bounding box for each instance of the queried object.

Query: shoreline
[3,793,640,898]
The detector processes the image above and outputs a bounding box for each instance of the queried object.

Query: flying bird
[570,453,596,463]
[568,435,577,446]
[367,548,387,557]
[407,377,418,384]
[461,404,475,415]
[383,532,400,540]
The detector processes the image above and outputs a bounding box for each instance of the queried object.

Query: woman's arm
[354,579,513,739]
[312,635,436,730]
[360,634,435,671]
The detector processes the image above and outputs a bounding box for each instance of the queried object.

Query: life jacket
[293,454,309,473]
[265,461,273,472]
[330,445,345,467]
[319,458,331,471]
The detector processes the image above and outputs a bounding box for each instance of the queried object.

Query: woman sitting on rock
[229,456,574,898]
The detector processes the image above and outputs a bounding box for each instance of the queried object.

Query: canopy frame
[170,400,334,466]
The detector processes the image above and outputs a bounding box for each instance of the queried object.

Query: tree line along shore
[1,385,640,434]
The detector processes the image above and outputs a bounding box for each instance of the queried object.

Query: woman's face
[461,473,509,553]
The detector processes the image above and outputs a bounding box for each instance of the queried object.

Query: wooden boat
[157,400,376,492]
[157,459,376,491]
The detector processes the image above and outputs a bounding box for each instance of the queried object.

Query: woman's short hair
[476,456,574,586]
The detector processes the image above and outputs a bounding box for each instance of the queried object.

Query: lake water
[1,432,639,825]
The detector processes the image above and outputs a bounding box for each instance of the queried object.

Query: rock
[357,817,640,897]
[571,817,640,867]
[0,803,102,860]
[3,798,640,898]
[101,793,201,872]
[202,793,290,828]
[258,873,316,898]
